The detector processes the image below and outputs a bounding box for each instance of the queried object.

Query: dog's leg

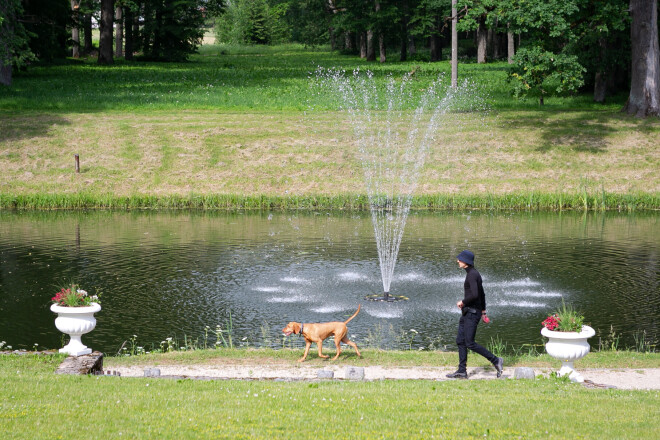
[331,336,342,360]
[298,340,312,362]
[316,340,329,359]
[342,336,361,357]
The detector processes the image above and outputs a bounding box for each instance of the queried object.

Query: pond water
[0,210,658,354]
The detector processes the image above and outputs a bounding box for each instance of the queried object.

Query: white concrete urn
[51,303,101,356]
[541,325,595,383]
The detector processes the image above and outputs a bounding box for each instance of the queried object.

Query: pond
[0,210,658,355]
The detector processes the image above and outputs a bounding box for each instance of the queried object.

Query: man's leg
[456,315,468,372]
[447,315,469,378]
[463,313,497,364]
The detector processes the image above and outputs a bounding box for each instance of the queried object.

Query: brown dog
[282,305,362,362]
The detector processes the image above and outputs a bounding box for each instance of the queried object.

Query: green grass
[2,352,659,439]
[1,43,626,112]
[1,44,658,208]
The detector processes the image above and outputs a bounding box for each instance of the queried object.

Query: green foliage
[141,0,207,61]
[554,299,585,333]
[20,0,70,62]
[0,0,36,74]
[508,47,586,105]
[215,0,290,45]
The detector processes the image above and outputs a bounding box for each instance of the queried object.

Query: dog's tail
[344,304,361,324]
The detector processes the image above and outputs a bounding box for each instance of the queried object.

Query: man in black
[446,250,503,379]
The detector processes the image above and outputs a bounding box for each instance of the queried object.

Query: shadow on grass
[496,109,660,154]
[0,112,71,143]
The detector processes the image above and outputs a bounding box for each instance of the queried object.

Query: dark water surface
[1,210,658,354]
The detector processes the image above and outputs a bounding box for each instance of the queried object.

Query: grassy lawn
[2,352,659,439]
[1,44,658,209]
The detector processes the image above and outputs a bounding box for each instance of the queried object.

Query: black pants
[456,310,496,372]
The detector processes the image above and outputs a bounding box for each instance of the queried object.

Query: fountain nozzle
[365,292,409,302]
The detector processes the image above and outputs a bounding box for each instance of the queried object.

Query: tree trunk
[344,32,352,51]
[477,21,487,63]
[379,33,386,63]
[83,11,93,54]
[359,32,367,59]
[71,1,80,58]
[329,27,336,51]
[115,6,123,58]
[133,7,141,54]
[594,72,608,103]
[98,0,114,64]
[374,0,384,62]
[594,37,608,103]
[408,35,416,56]
[153,6,164,58]
[623,0,660,117]
[487,26,494,60]
[451,0,458,87]
[0,2,13,86]
[507,26,515,64]
[400,0,409,61]
[124,7,134,60]
[366,30,375,61]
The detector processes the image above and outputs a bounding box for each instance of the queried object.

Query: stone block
[317,370,334,379]
[345,366,365,380]
[55,351,104,375]
[514,367,535,379]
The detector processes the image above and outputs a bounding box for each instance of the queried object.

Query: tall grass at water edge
[1,191,658,211]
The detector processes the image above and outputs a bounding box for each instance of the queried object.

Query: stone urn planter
[51,303,101,356]
[541,325,595,383]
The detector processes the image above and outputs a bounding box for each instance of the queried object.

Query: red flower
[542,314,559,331]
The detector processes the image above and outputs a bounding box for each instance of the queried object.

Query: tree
[0,0,34,85]
[215,0,288,46]
[623,0,660,117]
[98,0,114,64]
[508,46,585,105]
[502,0,586,104]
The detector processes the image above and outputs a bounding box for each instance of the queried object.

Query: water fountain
[313,68,485,301]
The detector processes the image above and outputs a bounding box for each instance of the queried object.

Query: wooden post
[74,154,80,173]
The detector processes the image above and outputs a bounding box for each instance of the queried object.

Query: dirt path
[109,363,660,390]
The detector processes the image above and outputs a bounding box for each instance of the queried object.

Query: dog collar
[299,323,304,335]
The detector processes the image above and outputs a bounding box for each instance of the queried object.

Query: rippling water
[0,210,658,353]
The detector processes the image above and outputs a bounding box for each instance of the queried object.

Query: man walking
[446,250,503,379]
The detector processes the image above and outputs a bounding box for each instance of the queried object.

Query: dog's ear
[293,322,301,334]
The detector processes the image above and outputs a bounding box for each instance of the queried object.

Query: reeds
[1,192,657,211]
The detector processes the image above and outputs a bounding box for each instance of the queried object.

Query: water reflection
[0,210,657,353]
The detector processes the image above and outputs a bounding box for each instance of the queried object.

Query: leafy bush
[508,46,586,105]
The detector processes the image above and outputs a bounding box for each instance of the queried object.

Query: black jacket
[462,266,486,311]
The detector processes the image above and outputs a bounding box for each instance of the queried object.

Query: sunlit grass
[1,352,659,439]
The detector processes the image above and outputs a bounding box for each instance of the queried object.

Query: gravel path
[109,364,660,389]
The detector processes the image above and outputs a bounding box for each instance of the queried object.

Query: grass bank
[1,44,659,210]
[2,352,659,439]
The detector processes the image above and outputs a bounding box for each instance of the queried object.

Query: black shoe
[494,357,504,378]
[446,370,468,379]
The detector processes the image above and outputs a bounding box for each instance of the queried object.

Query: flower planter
[541,325,595,383]
[51,303,101,356]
